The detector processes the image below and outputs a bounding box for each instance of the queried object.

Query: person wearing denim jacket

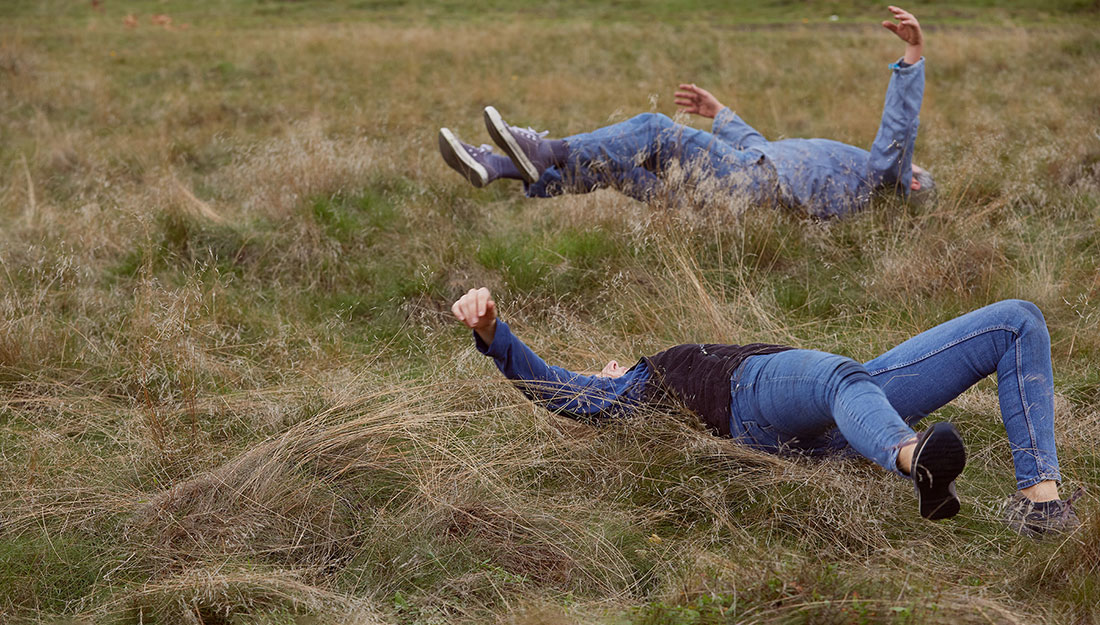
[439,6,934,218]
[450,287,1082,536]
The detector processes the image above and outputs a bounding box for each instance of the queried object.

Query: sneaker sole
[483,106,539,184]
[912,422,967,520]
[438,128,488,188]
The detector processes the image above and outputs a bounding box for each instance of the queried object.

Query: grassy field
[2,0,1100,623]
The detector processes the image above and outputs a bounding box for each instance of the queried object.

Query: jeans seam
[864,324,1021,375]
[1015,340,1041,478]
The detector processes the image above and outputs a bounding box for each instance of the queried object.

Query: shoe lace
[1057,486,1086,520]
[465,143,495,157]
[509,126,549,141]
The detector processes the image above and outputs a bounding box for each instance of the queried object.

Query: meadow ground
[2,0,1100,623]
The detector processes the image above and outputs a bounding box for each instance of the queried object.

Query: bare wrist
[904,43,923,65]
[475,320,497,346]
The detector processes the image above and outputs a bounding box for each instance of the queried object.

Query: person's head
[597,360,629,378]
[910,164,936,206]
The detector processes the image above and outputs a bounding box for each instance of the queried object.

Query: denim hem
[1015,474,1062,491]
[884,435,917,479]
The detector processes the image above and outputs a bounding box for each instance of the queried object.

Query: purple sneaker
[483,106,551,184]
[911,422,967,520]
[438,128,499,188]
[1002,487,1084,538]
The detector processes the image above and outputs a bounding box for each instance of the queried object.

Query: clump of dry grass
[1,6,1099,624]
[211,120,382,220]
[108,568,384,625]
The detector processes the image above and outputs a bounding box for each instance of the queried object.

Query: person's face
[597,360,628,378]
[911,164,925,191]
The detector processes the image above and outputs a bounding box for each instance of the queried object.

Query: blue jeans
[730,300,1060,489]
[526,113,778,204]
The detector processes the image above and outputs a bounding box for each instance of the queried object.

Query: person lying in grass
[452,287,1083,536]
[439,6,933,219]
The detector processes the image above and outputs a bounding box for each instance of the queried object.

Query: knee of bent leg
[826,355,874,389]
[995,299,1046,332]
[631,112,674,133]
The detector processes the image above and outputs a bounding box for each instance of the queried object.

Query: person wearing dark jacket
[451,287,1082,536]
[439,6,934,218]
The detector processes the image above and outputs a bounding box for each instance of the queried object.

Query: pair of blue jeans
[729,300,1060,489]
[527,113,779,206]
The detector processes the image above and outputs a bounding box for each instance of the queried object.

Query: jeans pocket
[737,419,781,452]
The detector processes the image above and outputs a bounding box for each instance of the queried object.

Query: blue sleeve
[711,107,768,150]
[474,320,643,419]
[868,57,925,193]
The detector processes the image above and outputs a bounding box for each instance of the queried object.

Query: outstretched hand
[452,287,497,345]
[882,6,923,64]
[674,83,724,119]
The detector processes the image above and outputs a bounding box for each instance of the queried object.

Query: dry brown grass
[0,7,1098,624]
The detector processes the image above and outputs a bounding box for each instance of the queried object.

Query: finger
[457,291,472,320]
[485,299,496,320]
[462,292,479,325]
[458,298,472,326]
[882,21,898,32]
[476,288,489,317]
[673,93,696,102]
[451,300,464,322]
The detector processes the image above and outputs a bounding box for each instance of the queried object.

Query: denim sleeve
[474,320,641,419]
[868,57,925,193]
[711,107,768,149]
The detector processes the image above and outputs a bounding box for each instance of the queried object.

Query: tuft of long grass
[1,2,1099,623]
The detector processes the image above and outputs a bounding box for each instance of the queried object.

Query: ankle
[896,436,918,475]
[542,139,569,168]
[1020,481,1060,503]
[488,153,523,181]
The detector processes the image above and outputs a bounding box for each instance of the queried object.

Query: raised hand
[882,6,923,64]
[451,287,498,344]
[674,83,724,119]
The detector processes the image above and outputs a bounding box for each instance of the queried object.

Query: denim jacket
[712,58,924,217]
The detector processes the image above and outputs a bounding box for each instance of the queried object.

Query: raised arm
[868,6,925,192]
[674,83,767,149]
[451,288,644,420]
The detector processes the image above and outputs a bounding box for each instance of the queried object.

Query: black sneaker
[483,105,550,184]
[1002,487,1084,538]
[911,422,967,520]
[438,128,499,188]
